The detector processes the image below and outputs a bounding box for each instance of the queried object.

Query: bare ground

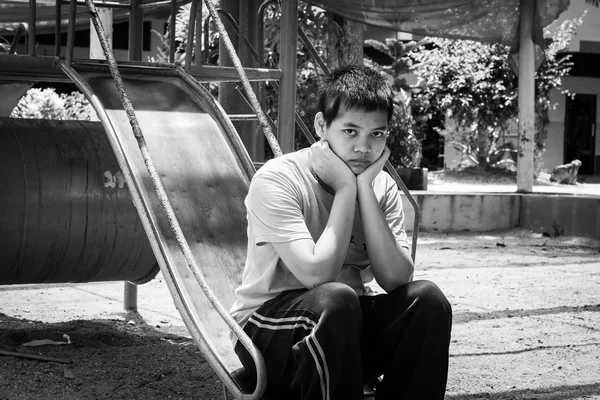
[0,315,222,400]
[1,228,599,400]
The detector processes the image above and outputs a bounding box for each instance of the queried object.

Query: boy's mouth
[348,159,370,167]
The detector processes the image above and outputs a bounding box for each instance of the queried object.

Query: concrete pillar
[326,14,364,70]
[516,0,535,193]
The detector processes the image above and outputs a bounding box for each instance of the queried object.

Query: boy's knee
[409,280,452,321]
[313,282,360,317]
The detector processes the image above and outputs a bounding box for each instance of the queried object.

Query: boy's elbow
[380,274,412,293]
[299,276,336,289]
[291,261,338,289]
[298,269,338,289]
[379,261,414,293]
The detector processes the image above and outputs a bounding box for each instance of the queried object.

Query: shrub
[11,88,96,121]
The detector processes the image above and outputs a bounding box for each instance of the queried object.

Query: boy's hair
[317,64,394,127]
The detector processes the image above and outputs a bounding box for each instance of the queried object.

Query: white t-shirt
[230,148,409,328]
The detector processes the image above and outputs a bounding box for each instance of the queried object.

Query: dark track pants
[235,280,452,400]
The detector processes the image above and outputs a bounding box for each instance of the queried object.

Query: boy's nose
[354,138,371,153]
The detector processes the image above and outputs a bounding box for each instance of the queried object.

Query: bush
[386,102,421,168]
[364,41,424,169]
[11,88,96,121]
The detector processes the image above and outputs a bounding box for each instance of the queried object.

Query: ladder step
[229,114,259,121]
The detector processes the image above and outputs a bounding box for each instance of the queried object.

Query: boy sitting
[230,64,452,400]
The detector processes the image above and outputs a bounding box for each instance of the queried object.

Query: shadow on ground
[0,313,221,400]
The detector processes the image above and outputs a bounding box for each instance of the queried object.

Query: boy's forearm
[311,185,357,281]
[271,180,357,289]
[357,182,414,292]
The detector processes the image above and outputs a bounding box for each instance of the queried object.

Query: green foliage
[147,3,224,97]
[11,88,96,121]
[409,37,519,168]
[386,101,421,168]
[365,39,424,168]
[261,2,332,152]
[148,4,216,66]
[371,14,583,171]
[148,5,191,65]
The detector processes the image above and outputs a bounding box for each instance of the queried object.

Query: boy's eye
[343,129,357,136]
[372,131,386,138]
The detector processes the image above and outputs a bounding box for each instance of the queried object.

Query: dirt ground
[0,316,222,400]
[1,229,599,400]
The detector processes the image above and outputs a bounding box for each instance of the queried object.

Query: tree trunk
[326,14,364,69]
[476,131,490,168]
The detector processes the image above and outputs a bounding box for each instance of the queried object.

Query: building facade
[545,0,600,175]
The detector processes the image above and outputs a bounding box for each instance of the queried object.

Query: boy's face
[314,107,389,175]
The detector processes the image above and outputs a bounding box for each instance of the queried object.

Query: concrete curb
[401,192,600,240]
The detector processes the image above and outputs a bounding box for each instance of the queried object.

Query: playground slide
[74,71,255,393]
[0,81,31,116]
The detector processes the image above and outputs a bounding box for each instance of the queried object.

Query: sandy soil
[1,229,599,399]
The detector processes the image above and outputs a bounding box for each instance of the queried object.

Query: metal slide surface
[78,72,255,386]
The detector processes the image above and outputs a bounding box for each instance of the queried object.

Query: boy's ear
[313,112,326,138]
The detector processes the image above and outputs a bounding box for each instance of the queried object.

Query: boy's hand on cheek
[310,141,356,192]
[357,146,390,187]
